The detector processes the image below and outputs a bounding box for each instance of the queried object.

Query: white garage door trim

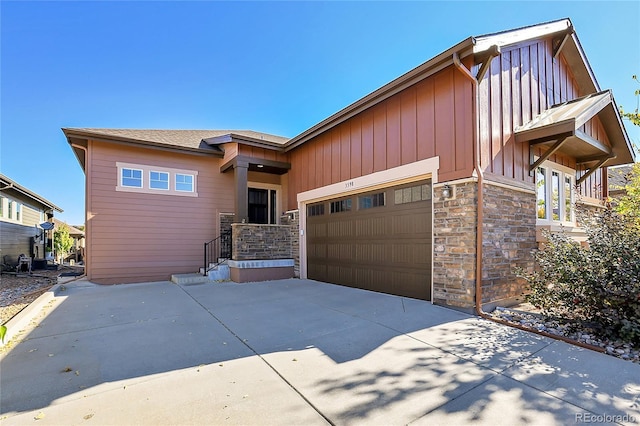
[296,156,440,292]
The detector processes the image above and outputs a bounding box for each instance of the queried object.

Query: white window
[536,162,575,224]
[121,168,143,188]
[175,174,194,192]
[150,171,169,190]
[0,196,4,218]
[15,203,21,222]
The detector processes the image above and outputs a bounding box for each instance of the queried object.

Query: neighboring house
[52,219,85,263]
[64,19,635,312]
[0,174,63,265]
[608,164,633,200]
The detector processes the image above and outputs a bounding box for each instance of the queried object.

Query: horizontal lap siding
[87,141,233,284]
[479,39,608,200]
[288,65,474,207]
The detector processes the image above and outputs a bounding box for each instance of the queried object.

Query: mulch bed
[0,266,84,324]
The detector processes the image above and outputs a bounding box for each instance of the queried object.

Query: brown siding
[237,144,289,163]
[86,141,234,284]
[478,39,608,200]
[287,65,474,207]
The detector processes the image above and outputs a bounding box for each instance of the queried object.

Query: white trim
[535,160,576,226]
[296,156,439,303]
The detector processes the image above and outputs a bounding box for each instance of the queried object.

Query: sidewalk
[1,278,638,425]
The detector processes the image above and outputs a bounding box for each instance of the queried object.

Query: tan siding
[86,141,234,283]
[22,205,41,227]
[287,65,474,207]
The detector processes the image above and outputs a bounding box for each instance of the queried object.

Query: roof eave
[62,128,224,157]
[0,174,63,212]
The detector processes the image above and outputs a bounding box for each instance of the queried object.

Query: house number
[345,181,355,188]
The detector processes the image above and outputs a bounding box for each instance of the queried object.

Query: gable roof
[284,18,601,151]
[0,174,63,213]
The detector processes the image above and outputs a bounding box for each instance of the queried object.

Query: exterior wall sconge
[442,184,452,199]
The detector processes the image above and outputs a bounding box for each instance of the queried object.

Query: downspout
[452,52,604,353]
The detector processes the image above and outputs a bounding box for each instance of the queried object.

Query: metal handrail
[203,230,232,276]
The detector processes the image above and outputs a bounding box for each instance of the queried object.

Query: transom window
[150,171,169,190]
[307,203,325,217]
[395,184,431,205]
[536,163,575,223]
[121,168,143,188]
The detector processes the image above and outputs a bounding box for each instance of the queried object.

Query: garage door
[306,179,432,300]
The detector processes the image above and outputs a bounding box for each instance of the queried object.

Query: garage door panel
[307,179,432,301]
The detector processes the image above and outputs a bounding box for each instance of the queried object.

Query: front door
[248,187,277,224]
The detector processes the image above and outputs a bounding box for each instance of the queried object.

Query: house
[64,18,635,312]
[608,164,633,200]
[52,219,86,264]
[0,174,63,266]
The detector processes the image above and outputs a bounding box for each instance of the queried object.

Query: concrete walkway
[1,278,638,425]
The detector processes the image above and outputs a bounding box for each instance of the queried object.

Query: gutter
[451,52,605,353]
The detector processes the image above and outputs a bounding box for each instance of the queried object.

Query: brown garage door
[307,180,432,300]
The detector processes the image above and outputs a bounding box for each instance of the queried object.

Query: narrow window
[551,171,560,221]
[0,196,4,217]
[175,174,194,192]
[149,171,169,190]
[536,167,547,219]
[8,201,13,220]
[122,168,143,188]
[564,175,573,222]
[15,203,21,222]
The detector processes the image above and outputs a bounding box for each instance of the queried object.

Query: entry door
[248,188,277,224]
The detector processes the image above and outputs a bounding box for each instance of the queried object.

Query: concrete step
[170,273,209,286]
[207,264,230,281]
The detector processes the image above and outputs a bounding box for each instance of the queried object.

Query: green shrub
[519,208,640,344]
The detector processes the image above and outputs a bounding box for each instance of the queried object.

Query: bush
[519,208,640,345]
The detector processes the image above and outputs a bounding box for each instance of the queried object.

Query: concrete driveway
[1,278,639,425]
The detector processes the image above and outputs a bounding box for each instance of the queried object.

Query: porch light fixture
[256,164,264,168]
[442,184,452,199]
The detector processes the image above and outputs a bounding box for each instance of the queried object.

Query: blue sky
[2,1,639,225]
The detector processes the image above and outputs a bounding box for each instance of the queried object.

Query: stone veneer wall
[219,213,235,238]
[481,183,537,307]
[432,182,478,309]
[232,223,292,261]
[279,210,300,277]
[433,180,537,311]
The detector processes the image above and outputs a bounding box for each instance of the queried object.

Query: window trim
[535,160,575,225]
[116,162,198,197]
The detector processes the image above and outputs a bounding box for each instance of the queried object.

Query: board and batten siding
[478,39,609,199]
[287,65,474,207]
[86,140,234,284]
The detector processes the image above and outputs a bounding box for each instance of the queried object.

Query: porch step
[208,264,230,281]
[170,273,209,286]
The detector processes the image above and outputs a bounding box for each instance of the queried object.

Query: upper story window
[15,203,21,222]
[121,168,143,188]
[150,171,169,190]
[0,196,4,217]
[175,174,194,192]
[536,162,575,224]
[116,162,198,197]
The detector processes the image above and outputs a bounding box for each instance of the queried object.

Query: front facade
[64,19,635,311]
[0,174,63,265]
